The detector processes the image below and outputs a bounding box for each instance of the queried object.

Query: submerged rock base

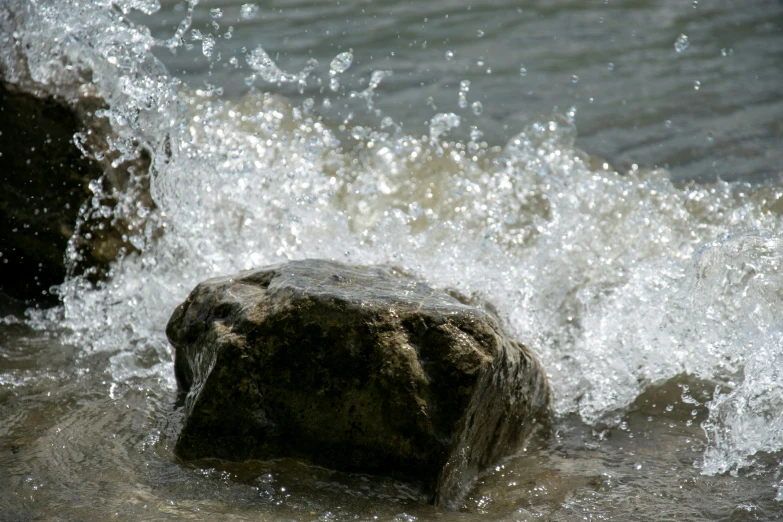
[167,259,550,506]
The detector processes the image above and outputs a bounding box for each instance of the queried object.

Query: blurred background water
[143,0,783,183]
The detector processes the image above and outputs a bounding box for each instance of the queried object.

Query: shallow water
[2,0,783,520]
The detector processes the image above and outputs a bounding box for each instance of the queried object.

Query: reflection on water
[2,0,783,520]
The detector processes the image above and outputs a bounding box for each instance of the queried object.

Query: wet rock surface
[0,81,102,302]
[0,80,150,304]
[167,259,550,506]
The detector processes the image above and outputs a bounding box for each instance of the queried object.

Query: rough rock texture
[0,80,150,303]
[167,259,550,506]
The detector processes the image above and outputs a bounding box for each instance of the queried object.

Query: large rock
[166,259,550,506]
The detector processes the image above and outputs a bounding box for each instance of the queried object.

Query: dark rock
[0,80,150,304]
[167,259,550,506]
[0,81,100,302]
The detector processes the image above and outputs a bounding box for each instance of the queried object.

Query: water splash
[352,69,392,112]
[3,0,783,496]
[428,112,461,155]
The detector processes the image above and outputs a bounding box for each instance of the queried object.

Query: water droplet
[571,75,579,84]
[246,46,297,83]
[607,62,614,71]
[693,80,701,91]
[190,28,202,41]
[381,116,394,128]
[458,80,470,109]
[240,4,259,20]
[368,70,392,89]
[471,101,483,116]
[429,112,461,145]
[426,96,437,110]
[635,463,643,470]
[445,50,454,61]
[329,51,354,75]
[210,8,223,19]
[664,119,672,128]
[469,125,483,141]
[329,77,340,92]
[322,98,332,109]
[519,65,527,76]
[674,34,690,53]
[351,126,367,140]
[202,34,215,58]
[476,29,484,38]
[476,58,485,67]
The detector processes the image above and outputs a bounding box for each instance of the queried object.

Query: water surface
[1,0,783,520]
